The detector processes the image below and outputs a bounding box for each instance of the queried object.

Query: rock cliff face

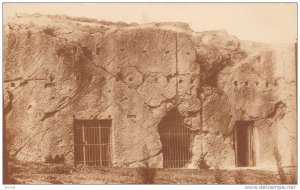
[4,14,296,169]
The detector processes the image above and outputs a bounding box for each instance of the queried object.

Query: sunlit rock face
[4,14,296,170]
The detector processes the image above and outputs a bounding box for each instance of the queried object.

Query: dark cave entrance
[158,109,192,168]
[73,119,112,166]
[235,120,255,167]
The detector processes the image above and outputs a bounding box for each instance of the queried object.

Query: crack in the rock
[4,90,13,117]
[40,91,81,121]
[3,77,22,82]
[144,98,173,109]
[12,125,54,158]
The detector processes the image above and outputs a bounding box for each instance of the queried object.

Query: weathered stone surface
[4,14,296,170]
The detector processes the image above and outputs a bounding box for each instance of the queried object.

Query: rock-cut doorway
[235,120,255,167]
[158,109,192,168]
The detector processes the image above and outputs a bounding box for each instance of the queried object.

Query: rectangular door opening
[235,120,255,167]
[73,119,112,167]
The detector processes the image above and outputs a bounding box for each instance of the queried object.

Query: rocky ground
[7,161,296,184]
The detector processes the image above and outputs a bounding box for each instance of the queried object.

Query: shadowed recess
[158,109,192,168]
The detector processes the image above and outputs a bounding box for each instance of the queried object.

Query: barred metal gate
[73,119,112,166]
[158,109,192,168]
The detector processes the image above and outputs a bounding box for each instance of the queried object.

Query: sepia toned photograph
[2,2,298,187]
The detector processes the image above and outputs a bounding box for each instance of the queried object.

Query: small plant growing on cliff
[214,165,223,184]
[49,165,71,175]
[234,169,246,184]
[45,154,53,163]
[288,157,297,184]
[43,27,56,36]
[137,161,156,184]
[45,154,65,164]
[197,145,210,169]
[208,137,227,184]
[136,145,156,184]
[197,152,210,169]
[289,169,297,184]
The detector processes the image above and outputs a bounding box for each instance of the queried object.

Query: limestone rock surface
[4,14,296,169]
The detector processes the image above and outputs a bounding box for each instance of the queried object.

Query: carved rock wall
[4,15,296,169]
